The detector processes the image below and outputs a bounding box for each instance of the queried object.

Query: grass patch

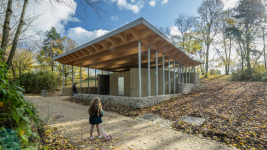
[200,74,232,81]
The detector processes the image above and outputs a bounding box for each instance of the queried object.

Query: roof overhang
[53,17,204,72]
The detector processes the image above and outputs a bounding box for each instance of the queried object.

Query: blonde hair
[89,97,102,116]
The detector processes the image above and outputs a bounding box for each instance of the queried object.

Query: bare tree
[197,0,224,77]
[174,13,198,49]
[1,0,105,71]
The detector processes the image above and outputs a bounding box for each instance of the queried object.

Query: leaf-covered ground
[158,81,267,150]
[65,81,267,150]
[29,95,236,150]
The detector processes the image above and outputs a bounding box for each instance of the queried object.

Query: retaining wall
[73,93,181,109]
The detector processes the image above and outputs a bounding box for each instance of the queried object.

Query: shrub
[231,65,267,81]
[19,71,62,93]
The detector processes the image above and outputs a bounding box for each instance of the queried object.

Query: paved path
[27,96,237,150]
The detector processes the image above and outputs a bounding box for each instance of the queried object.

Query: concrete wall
[74,93,181,109]
[107,68,199,97]
[62,87,97,96]
[109,71,131,96]
[130,68,178,97]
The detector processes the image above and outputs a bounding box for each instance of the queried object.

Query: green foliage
[19,71,62,93]
[0,49,39,149]
[231,65,267,81]
[0,128,21,150]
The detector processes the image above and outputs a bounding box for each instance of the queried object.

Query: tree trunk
[11,64,16,78]
[52,52,54,73]
[263,27,266,69]
[205,42,210,77]
[227,37,232,75]
[6,0,28,70]
[1,0,13,61]
[245,22,252,77]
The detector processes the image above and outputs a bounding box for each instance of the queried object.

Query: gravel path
[27,96,237,150]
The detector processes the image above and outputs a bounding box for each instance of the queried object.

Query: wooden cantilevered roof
[53,18,203,72]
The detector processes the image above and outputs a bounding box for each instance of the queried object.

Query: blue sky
[23,0,238,47]
[65,0,203,32]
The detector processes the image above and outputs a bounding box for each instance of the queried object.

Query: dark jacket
[73,84,77,93]
[89,109,103,124]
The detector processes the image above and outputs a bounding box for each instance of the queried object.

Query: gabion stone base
[73,94,181,109]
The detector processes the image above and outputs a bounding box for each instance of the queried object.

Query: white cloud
[111,0,144,14]
[161,0,168,5]
[111,16,119,21]
[149,0,156,7]
[169,25,182,37]
[14,0,78,39]
[67,27,110,46]
[222,0,239,10]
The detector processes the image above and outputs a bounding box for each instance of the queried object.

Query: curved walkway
[28,96,237,150]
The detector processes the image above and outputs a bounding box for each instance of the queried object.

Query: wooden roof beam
[92,44,103,51]
[79,45,148,66]
[73,41,140,65]
[85,47,96,53]
[149,35,161,43]
[84,50,160,68]
[130,27,140,40]
[108,37,117,46]
[118,33,127,42]
[140,28,151,38]
[99,41,109,48]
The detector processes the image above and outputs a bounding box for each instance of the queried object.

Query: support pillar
[168,57,170,94]
[138,39,141,97]
[162,53,165,95]
[189,66,191,83]
[72,64,73,86]
[80,66,82,87]
[88,68,90,87]
[186,66,188,83]
[178,63,181,84]
[108,71,110,74]
[63,64,65,88]
[182,64,184,83]
[173,60,176,94]
[95,69,96,87]
[148,44,150,97]
[156,49,158,96]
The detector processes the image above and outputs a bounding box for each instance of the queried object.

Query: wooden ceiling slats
[54,24,203,69]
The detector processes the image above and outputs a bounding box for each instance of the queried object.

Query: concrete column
[162,53,165,95]
[72,64,73,86]
[80,66,82,87]
[189,66,191,83]
[168,57,170,94]
[182,64,184,83]
[63,64,65,88]
[148,44,150,97]
[178,63,180,83]
[173,61,176,94]
[95,69,96,87]
[88,68,90,87]
[186,66,188,83]
[156,49,158,96]
[108,71,110,74]
[138,39,141,97]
